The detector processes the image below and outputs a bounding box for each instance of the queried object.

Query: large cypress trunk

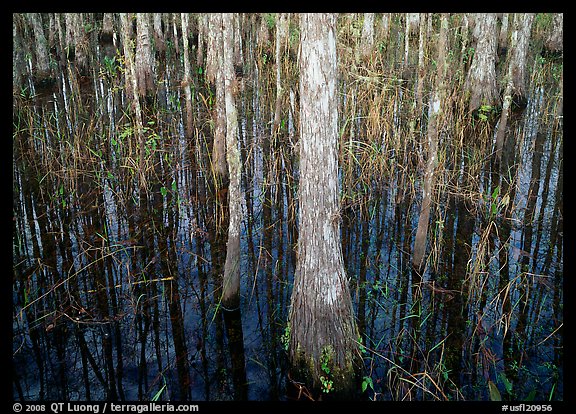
[288,13,361,399]
[495,13,534,158]
[544,13,563,54]
[464,13,498,112]
[26,13,52,83]
[509,13,534,102]
[135,13,155,100]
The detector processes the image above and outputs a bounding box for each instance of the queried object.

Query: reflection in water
[12,17,562,402]
[223,308,248,400]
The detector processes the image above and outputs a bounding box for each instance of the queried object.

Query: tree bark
[257,13,271,53]
[498,13,509,52]
[181,13,194,138]
[65,13,90,75]
[135,13,155,99]
[205,14,218,84]
[13,15,27,94]
[412,14,449,272]
[120,13,146,190]
[152,13,165,55]
[464,13,498,112]
[415,13,427,116]
[380,13,390,43]
[101,13,114,42]
[26,13,51,82]
[544,13,563,53]
[273,13,289,135]
[209,14,229,186]
[196,14,207,67]
[171,13,180,56]
[509,13,534,101]
[495,13,534,158]
[407,13,420,36]
[360,13,375,58]
[289,13,360,398]
[221,13,242,310]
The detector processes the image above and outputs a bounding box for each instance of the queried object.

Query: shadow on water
[12,15,562,402]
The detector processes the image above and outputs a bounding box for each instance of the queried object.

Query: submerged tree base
[288,346,361,400]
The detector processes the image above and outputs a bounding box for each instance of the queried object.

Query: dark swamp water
[12,13,563,402]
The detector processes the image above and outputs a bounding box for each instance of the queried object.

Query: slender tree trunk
[407,13,420,36]
[464,13,498,112]
[26,13,51,82]
[273,13,289,135]
[380,13,390,44]
[221,13,243,310]
[135,13,155,100]
[101,13,114,42]
[360,13,374,58]
[404,13,419,70]
[205,14,218,84]
[153,13,165,55]
[498,13,509,53]
[257,13,270,53]
[208,14,229,190]
[65,13,90,75]
[289,13,361,398]
[404,14,410,67]
[509,13,534,102]
[412,14,449,272]
[13,16,27,95]
[181,13,194,138]
[459,14,470,79]
[196,14,206,67]
[233,13,243,67]
[495,13,534,158]
[171,13,180,56]
[120,13,146,191]
[415,13,427,116]
[544,13,563,53]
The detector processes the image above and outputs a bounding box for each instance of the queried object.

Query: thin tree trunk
[380,13,390,44]
[498,13,509,52]
[101,13,114,42]
[120,13,146,191]
[404,14,410,67]
[412,13,449,272]
[509,13,534,102]
[65,13,90,75]
[495,13,534,158]
[171,13,180,56]
[26,13,51,81]
[221,13,243,310]
[544,13,563,53]
[181,13,194,138]
[135,13,155,99]
[360,13,374,58]
[196,14,207,67]
[415,13,427,117]
[153,13,165,55]
[273,13,289,135]
[13,16,27,95]
[205,14,218,84]
[209,14,229,190]
[233,12,243,67]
